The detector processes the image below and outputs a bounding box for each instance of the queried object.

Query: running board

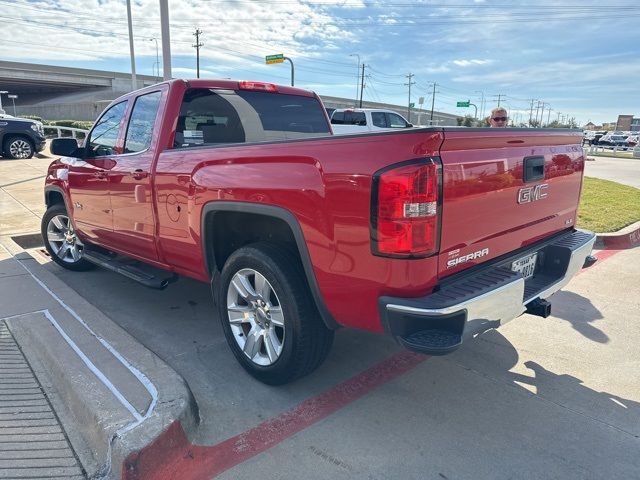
[83,250,178,290]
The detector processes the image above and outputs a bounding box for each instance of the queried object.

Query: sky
[1,0,639,126]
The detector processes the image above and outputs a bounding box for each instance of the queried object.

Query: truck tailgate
[437,129,584,278]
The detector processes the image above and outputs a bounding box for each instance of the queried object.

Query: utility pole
[193,29,203,78]
[535,101,542,125]
[547,108,553,127]
[159,0,172,80]
[528,99,536,127]
[429,82,438,124]
[405,73,415,121]
[540,102,548,127]
[493,94,506,107]
[556,111,562,123]
[359,64,366,108]
[126,0,137,91]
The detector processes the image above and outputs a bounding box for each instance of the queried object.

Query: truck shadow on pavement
[544,290,608,344]
[457,328,639,440]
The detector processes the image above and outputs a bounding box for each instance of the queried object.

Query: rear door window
[386,113,410,128]
[371,112,387,128]
[174,88,330,147]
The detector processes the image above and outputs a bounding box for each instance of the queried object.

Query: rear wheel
[4,136,34,159]
[41,204,94,271]
[217,242,334,385]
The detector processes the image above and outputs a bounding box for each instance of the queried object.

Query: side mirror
[406,123,413,127]
[50,138,82,157]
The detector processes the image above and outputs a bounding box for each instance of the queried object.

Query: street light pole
[283,57,294,86]
[126,0,137,91]
[159,0,172,80]
[8,94,18,116]
[150,37,160,81]
[0,91,7,114]
[349,54,360,107]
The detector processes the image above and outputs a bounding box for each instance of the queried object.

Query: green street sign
[456,101,470,107]
[409,102,415,108]
[266,54,284,64]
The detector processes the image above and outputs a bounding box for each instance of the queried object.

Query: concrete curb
[0,239,200,480]
[595,221,640,250]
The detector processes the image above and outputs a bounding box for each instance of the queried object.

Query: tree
[462,115,475,127]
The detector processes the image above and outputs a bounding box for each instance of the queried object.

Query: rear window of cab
[174,88,330,148]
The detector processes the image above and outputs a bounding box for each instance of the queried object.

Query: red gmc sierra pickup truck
[43,79,596,384]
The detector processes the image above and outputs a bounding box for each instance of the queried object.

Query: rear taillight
[372,159,441,258]
[238,81,278,92]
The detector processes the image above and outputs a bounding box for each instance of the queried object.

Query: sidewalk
[0,236,198,478]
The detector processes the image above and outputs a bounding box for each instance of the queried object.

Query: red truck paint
[44,79,595,384]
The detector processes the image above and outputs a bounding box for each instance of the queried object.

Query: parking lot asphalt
[584,154,640,189]
[1,147,639,479]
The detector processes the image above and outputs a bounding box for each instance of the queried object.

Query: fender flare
[44,185,70,212]
[201,201,339,330]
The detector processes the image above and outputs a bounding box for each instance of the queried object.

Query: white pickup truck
[330,108,413,135]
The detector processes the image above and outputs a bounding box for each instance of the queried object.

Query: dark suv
[0,116,46,159]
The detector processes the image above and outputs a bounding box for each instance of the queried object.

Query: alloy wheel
[46,214,84,264]
[226,268,285,366]
[9,140,33,159]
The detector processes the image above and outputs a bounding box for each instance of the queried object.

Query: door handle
[93,171,107,179]
[132,169,149,180]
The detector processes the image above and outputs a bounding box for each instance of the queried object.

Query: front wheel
[3,136,34,159]
[41,204,94,271]
[217,242,334,385]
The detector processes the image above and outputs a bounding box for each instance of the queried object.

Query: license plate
[511,253,538,279]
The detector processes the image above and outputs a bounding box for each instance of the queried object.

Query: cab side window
[372,112,387,128]
[124,91,162,154]
[87,101,127,157]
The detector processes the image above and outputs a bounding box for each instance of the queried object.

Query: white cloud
[452,59,491,67]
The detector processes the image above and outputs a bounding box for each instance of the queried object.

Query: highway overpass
[0,60,459,125]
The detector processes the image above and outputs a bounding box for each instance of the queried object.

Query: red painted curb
[595,225,640,250]
[122,351,427,480]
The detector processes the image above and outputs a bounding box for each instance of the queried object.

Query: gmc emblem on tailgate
[518,183,548,204]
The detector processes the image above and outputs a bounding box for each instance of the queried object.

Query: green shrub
[50,120,93,130]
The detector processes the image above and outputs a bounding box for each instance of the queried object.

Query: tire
[217,242,334,385]
[41,204,95,271]
[3,136,34,159]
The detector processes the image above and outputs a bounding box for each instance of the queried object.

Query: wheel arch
[201,202,338,330]
[44,185,69,211]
